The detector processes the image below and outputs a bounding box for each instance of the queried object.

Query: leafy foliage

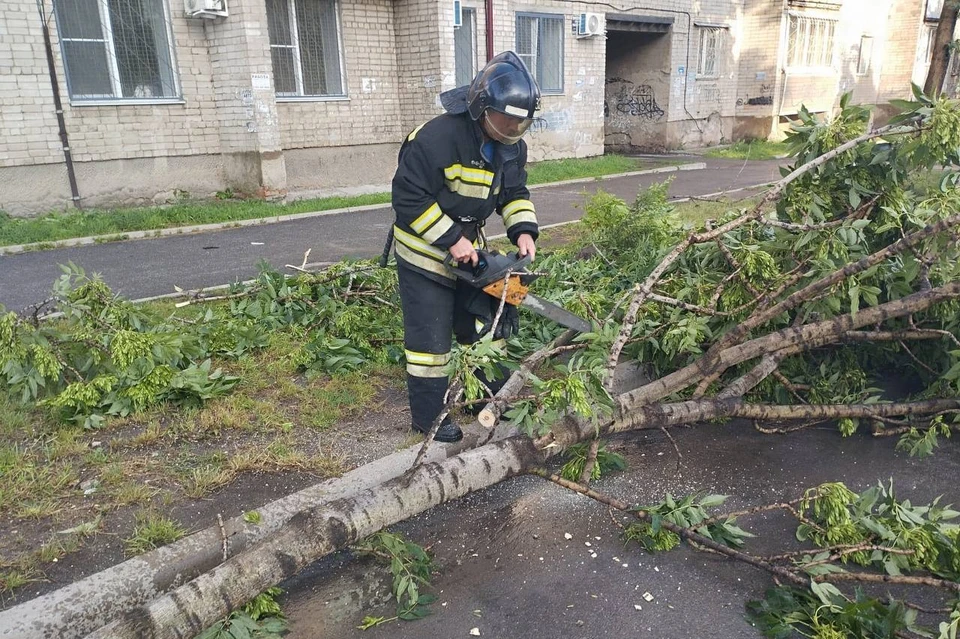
[0,261,403,427]
[746,585,915,639]
[627,483,960,638]
[502,93,960,438]
[559,440,626,482]
[624,493,754,552]
[353,531,437,629]
[195,587,288,639]
[796,481,960,579]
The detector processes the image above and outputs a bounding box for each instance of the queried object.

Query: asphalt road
[0,158,781,311]
[279,422,960,639]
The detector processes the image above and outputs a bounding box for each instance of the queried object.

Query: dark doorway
[604,15,673,152]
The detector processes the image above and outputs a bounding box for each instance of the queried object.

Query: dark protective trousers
[397,263,508,429]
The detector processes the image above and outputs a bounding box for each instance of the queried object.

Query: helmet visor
[484,109,534,145]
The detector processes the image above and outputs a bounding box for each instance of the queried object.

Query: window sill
[69,98,186,107]
[276,95,349,102]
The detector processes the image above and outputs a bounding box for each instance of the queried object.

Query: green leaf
[809,580,845,609]
[699,494,728,509]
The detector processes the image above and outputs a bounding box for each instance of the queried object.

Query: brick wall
[0,0,222,169]
[877,0,925,102]
[0,0,940,214]
[279,0,403,149]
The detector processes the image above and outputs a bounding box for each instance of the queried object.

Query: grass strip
[0,155,680,248]
[704,140,788,161]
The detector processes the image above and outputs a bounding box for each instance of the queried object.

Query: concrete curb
[0,162,705,257]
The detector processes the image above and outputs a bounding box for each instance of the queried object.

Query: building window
[926,0,944,21]
[266,0,345,97]
[857,35,874,75]
[786,14,837,69]
[516,13,563,94]
[697,27,723,78]
[454,7,476,87]
[919,24,937,65]
[53,0,179,101]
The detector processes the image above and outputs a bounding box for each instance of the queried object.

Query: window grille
[266,0,344,97]
[857,35,874,75]
[697,27,723,78]
[516,13,563,94]
[54,0,180,101]
[454,7,476,87]
[786,14,836,69]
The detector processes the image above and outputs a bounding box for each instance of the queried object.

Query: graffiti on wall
[529,109,574,133]
[604,78,665,121]
[737,84,774,107]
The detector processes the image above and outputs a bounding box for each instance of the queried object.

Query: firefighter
[391,51,541,443]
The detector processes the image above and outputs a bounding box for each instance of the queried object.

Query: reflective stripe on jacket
[391,112,539,282]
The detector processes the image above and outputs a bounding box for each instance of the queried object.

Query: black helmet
[467,51,541,144]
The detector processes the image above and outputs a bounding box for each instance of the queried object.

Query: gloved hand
[493,301,519,339]
[454,285,520,342]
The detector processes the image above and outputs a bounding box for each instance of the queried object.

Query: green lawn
[526,154,671,185]
[704,140,789,161]
[0,193,392,249]
[0,155,682,249]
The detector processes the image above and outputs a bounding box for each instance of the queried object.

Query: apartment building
[0,0,947,214]
[736,0,952,139]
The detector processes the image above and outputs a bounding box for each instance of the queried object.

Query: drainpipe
[484,0,494,61]
[37,0,82,209]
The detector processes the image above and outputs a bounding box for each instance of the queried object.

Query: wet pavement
[278,422,960,639]
[0,158,781,311]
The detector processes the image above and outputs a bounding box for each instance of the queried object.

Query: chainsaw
[445,250,591,333]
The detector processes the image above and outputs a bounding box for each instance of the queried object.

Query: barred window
[697,27,723,78]
[54,0,180,101]
[786,15,836,69]
[516,13,563,94]
[266,0,345,98]
[454,7,477,87]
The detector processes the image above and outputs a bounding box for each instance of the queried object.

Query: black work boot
[411,421,463,443]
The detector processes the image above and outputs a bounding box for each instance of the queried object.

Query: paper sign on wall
[251,73,271,90]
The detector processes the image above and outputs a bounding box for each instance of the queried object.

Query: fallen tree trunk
[0,438,472,639]
[85,438,542,639]
[81,388,960,639]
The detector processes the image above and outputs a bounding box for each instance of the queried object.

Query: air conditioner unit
[577,12,604,38]
[184,0,227,18]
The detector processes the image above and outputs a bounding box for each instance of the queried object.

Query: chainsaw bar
[520,293,592,333]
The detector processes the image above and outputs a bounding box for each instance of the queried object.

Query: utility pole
[924,0,960,96]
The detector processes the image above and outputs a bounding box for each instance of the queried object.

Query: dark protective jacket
[391,110,539,285]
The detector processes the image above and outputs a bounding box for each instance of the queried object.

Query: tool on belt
[445,250,592,333]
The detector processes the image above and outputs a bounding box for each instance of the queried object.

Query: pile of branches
[0,261,404,427]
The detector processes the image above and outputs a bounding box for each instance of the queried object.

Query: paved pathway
[0,158,781,311]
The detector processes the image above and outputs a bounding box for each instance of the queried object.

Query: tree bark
[85,439,543,639]
[617,281,960,413]
[925,0,960,97]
